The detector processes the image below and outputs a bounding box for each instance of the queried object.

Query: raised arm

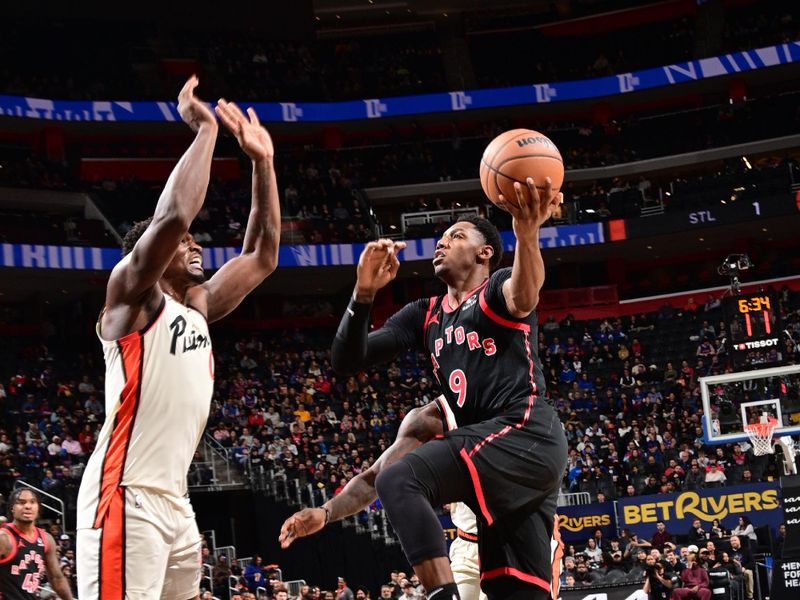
[44,533,74,600]
[278,401,443,548]
[496,178,562,317]
[331,239,410,375]
[107,76,217,310]
[190,100,280,323]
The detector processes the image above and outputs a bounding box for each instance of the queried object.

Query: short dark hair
[122,217,153,256]
[8,487,40,518]
[454,215,503,269]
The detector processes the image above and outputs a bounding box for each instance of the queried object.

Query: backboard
[701,364,800,444]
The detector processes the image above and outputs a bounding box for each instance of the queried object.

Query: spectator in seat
[644,560,673,600]
[704,461,726,487]
[710,518,726,539]
[684,461,705,491]
[687,519,707,546]
[652,521,674,551]
[774,523,786,559]
[335,577,354,600]
[731,516,757,543]
[671,547,711,600]
[583,537,603,564]
[574,562,595,586]
[712,552,743,596]
[729,536,755,600]
[244,554,266,591]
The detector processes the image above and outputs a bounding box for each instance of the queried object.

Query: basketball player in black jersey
[332,177,566,600]
[0,488,74,599]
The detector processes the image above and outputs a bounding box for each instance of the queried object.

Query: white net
[744,418,777,456]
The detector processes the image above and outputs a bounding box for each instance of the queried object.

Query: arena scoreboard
[723,291,782,367]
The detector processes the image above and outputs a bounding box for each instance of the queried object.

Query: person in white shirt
[731,516,757,543]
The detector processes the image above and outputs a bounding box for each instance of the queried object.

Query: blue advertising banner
[0,42,797,123]
[0,223,604,270]
[557,502,617,544]
[617,482,782,538]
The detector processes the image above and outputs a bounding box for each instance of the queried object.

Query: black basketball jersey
[0,524,49,600]
[384,268,546,426]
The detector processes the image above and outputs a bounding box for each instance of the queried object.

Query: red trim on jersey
[422,296,438,339]
[478,288,530,332]
[93,334,144,528]
[0,527,18,564]
[6,523,39,545]
[551,514,564,600]
[99,487,125,600]
[459,448,494,526]
[481,566,550,593]
[457,528,478,543]
[443,279,489,314]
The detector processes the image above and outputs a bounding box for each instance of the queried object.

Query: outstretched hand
[215,99,274,162]
[177,76,217,132]
[354,239,407,302]
[278,508,327,549]
[497,177,563,234]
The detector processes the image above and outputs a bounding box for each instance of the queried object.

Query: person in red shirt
[671,547,710,600]
[651,521,674,551]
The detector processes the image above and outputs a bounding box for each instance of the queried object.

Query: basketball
[479,129,564,210]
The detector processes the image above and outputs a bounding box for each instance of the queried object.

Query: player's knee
[375,459,416,508]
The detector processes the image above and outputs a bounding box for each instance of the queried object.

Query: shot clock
[723,291,782,367]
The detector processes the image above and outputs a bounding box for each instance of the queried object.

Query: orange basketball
[479,129,564,211]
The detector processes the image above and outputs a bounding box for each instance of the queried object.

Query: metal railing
[13,480,67,532]
[557,491,591,506]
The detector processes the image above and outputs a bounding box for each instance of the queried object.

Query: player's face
[433,222,491,278]
[167,233,205,285]
[12,490,39,524]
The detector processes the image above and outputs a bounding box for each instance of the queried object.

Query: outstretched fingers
[178,75,199,102]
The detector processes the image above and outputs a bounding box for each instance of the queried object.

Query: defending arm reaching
[278,401,443,548]
[330,239,410,375]
[496,177,562,317]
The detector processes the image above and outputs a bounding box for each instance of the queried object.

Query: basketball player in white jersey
[279,398,487,600]
[76,77,280,600]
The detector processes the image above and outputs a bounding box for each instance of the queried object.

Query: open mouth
[189,256,203,268]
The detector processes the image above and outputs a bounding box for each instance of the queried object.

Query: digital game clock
[723,291,782,367]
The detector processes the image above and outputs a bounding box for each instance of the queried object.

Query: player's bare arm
[278,401,443,548]
[0,529,12,560]
[187,99,280,323]
[497,177,562,317]
[43,532,73,600]
[102,76,218,339]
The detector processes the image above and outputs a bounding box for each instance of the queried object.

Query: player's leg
[449,537,486,600]
[78,487,171,600]
[375,439,476,599]
[161,515,203,600]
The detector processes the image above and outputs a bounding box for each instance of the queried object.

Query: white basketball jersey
[451,501,478,534]
[77,296,214,529]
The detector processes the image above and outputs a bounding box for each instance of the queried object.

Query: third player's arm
[43,533,73,600]
[194,101,280,323]
[108,76,217,306]
[498,177,561,317]
[0,529,12,560]
[279,402,443,548]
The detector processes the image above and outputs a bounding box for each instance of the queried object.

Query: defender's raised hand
[354,239,407,302]
[177,76,217,132]
[497,177,563,234]
[215,99,274,163]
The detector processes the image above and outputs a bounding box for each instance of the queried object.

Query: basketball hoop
[744,417,778,456]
